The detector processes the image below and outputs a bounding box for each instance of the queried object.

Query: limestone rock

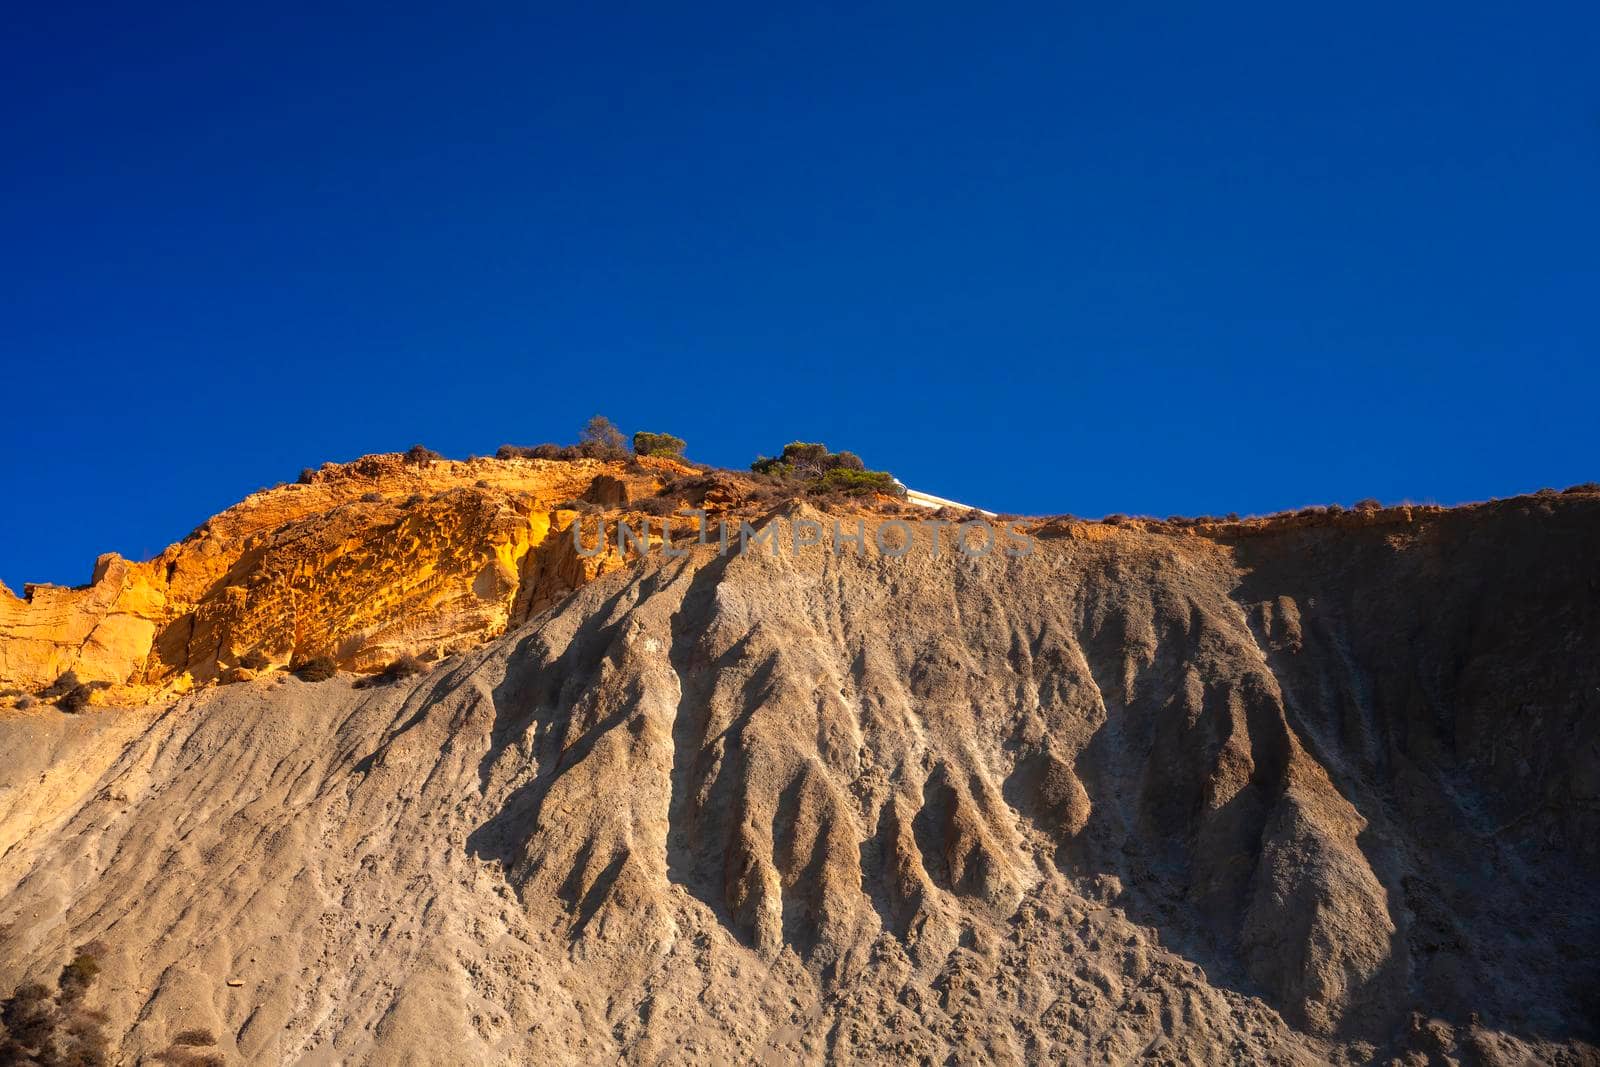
[0,453,667,694]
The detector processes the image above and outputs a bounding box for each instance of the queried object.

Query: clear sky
[3,3,1597,590]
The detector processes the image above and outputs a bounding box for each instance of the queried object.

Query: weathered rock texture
[1,488,1596,1064]
[0,453,685,697]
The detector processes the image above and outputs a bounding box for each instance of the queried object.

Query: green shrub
[290,655,338,682]
[752,442,822,478]
[632,431,687,459]
[829,450,866,472]
[816,468,901,496]
[750,442,903,498]
[404,444,443,465]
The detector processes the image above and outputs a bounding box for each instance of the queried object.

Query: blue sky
[3,3,1597,589]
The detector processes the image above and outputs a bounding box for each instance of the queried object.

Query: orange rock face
[0,555,165,690]
[0,452,683,695]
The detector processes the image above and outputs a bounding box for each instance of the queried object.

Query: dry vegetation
[288,655,338,683]
[0,946,110,1066]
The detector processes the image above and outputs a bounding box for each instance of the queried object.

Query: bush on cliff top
[816,468,901,496]
[497,443,578,461]
[498,415,633,463]
[751,442,904,498]
[577,415,628,460]
[632,431,686,459]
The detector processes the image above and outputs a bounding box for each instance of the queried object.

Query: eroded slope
[2,500,1596,1064]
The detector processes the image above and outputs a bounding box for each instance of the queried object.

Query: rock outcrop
[0,453,689,698]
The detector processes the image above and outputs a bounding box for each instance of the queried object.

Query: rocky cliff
[0,453,691,698]
[0,469,1596,1065]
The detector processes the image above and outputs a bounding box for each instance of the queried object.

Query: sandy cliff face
[0,453,682,696]
[0,490,1596,1065]
[0,554,166,692]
